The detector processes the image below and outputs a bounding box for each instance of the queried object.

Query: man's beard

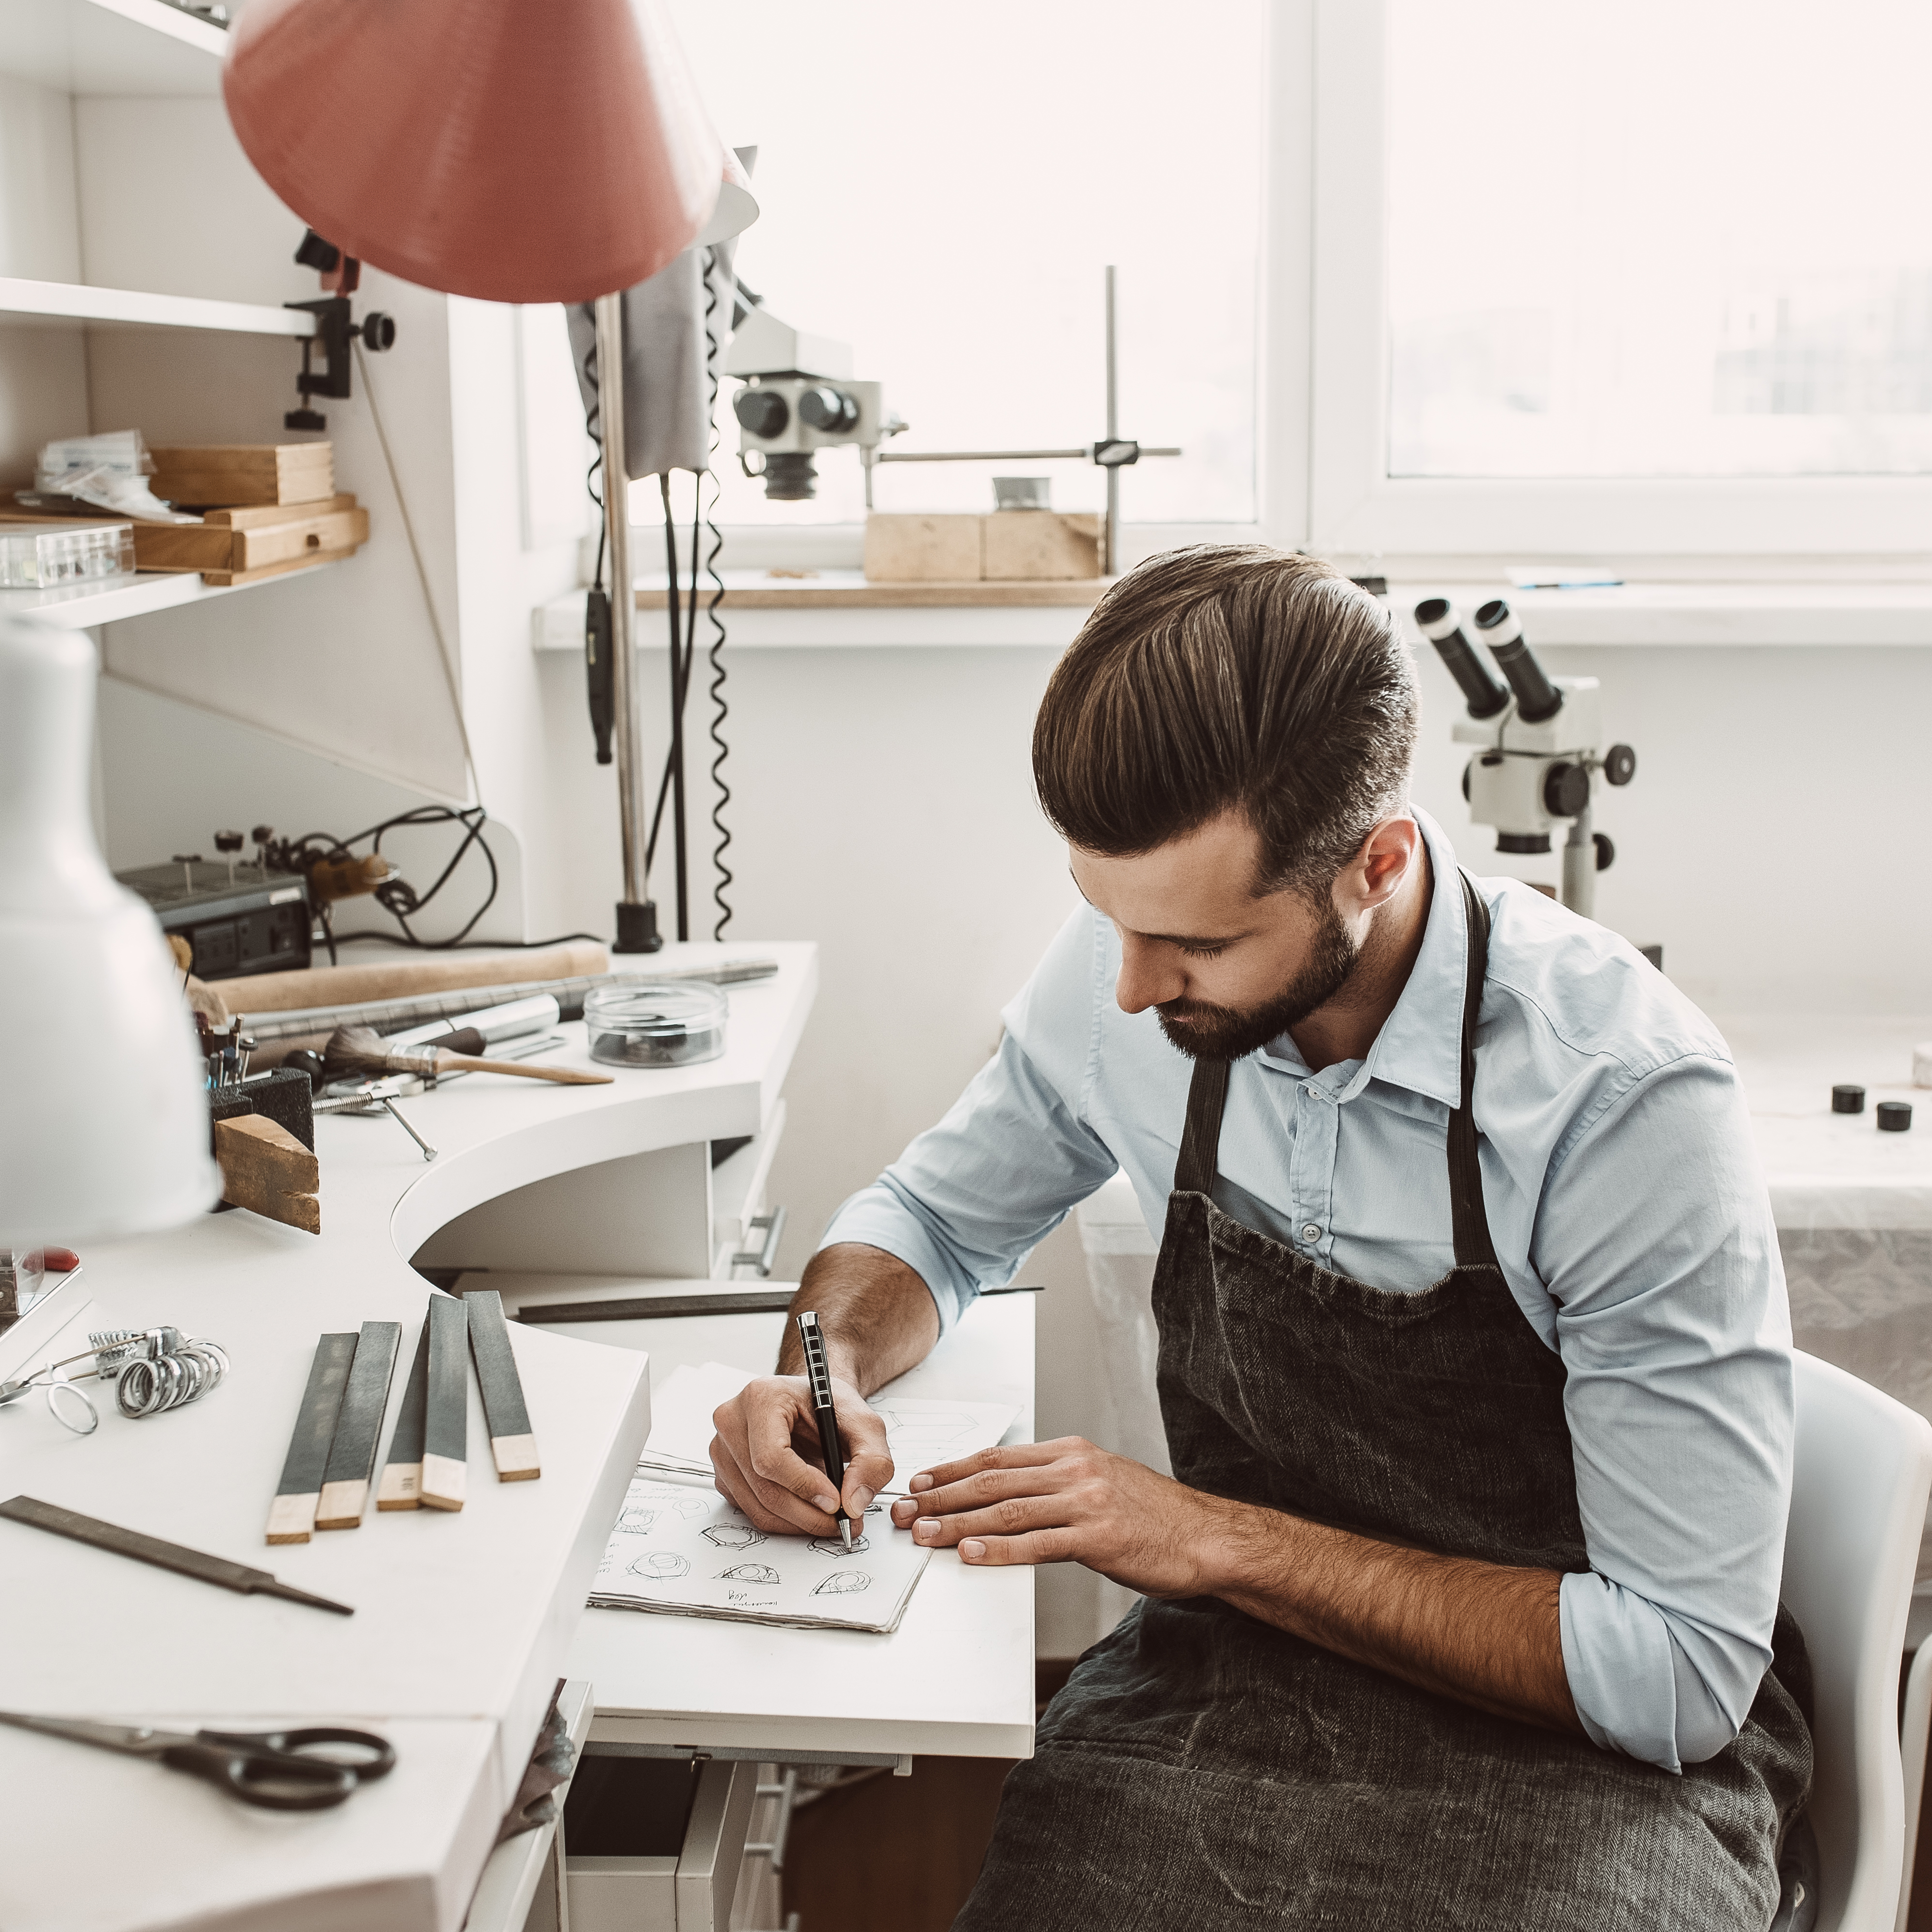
[1156,897,1360,1062]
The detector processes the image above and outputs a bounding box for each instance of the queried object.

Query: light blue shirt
[823,807,1794,1775]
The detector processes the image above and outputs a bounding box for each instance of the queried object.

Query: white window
[1310,0,1932,556]
[665,0,1267,532]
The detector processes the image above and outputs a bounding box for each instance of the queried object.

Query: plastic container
[585,982,727,1068]
[0,520,136,588]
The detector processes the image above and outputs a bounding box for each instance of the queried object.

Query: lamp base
[613,900,662,954]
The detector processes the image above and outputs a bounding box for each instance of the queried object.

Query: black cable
[657,473,690,940]
[701,245,733,940]
[329,930,609,950]
[584,327,606,591]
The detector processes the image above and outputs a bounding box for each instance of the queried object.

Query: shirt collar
[1357,806,1468,1111]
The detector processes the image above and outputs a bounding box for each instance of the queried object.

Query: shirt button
[1300,1223,1323,1243]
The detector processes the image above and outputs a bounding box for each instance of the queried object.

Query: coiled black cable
[702,245,733,939]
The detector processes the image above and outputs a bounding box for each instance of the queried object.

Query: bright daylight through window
[662,0,1266,525]
[1387,0,1932,480]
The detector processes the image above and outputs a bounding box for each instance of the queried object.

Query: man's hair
[1032,545,1418,898]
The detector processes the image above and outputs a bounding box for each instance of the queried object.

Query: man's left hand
[888,1437,1231,1597]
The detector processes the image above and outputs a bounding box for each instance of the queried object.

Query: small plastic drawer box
[0,519,136,587]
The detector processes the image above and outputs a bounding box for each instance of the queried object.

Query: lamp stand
[595,289,661,954]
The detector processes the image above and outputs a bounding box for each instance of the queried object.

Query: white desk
[0,945,816,1932]
[540,1287,1038,1766]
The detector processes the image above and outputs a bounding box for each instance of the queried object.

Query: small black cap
[1878,1100,1913,1132]
[1832,1084,1866,1113]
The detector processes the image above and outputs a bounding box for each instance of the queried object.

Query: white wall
[0,73,87,480]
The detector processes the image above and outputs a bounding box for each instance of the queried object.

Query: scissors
[0,1710,395,1809]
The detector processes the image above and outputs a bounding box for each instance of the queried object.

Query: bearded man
[709,547,1811,1929]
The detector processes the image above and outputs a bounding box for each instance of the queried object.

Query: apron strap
[1170,869,1500,1272]
[1175,1055,1230,1198]
[1449,869,1500,1271]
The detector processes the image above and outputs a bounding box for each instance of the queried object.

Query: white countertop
[0,943,819,1932]
[548,1287,1038,1764]
[1717,1014,1932,1231]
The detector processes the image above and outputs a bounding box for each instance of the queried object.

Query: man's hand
[888,1436,1229,1596]
[890,1435,1583,1737]
[710,1375,895,1539]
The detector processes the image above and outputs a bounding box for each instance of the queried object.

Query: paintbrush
[323,1024,612,1088]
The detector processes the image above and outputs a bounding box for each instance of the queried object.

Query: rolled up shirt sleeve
[1539,1053,1794,1774]
[820,908,1120,1330]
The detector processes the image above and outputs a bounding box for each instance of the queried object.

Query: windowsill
[533,571,1932,650]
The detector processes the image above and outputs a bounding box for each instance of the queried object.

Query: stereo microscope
[1415,597,1636,920]
[726,294,901,501]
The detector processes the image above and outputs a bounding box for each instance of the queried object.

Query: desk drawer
[567,1757,759,1932]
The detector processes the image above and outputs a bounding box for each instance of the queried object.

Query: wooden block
[149,443,335,509]
[420,1294,469,1512]
[235,505,368,571]
[269,1332,358,1544]
[980,510,1103,581]
[316,1320,402,1530]
[463,1288,540,1482]
[125,522,238,573]
[863,512,982,583]
[200,543,360,588]
[214,1113,320,1234]
[203,493,355,529]
[377,1316,432,1510]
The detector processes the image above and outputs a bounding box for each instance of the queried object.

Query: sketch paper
[588,1471,931,1633]
[640,1361,1020,1492]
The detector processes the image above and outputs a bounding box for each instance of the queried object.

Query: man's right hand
[709,1375,896,1538]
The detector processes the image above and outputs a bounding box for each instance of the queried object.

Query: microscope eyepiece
[1414,597,1509,720]
[1474,599,1563,724]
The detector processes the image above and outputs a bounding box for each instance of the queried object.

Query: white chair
[1896,1623,1932,1931]
[1777,1353,1932,1931]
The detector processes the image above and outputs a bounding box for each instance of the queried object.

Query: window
[1311,0,1932,555]
[665,0,1267,529]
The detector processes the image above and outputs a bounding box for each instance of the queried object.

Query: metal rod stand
[1561,801,1595,920]
[595,290,660,954]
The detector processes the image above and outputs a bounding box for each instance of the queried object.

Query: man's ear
[1344,815,1420,912]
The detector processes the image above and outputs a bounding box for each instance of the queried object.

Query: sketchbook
[636,1360,1021,1493]
[587,1470,931,1633]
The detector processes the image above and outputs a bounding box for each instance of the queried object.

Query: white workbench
[0,944,818,1932]
[538,1285,1039,1766]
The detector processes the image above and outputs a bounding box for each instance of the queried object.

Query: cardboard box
[148,442,335,508]
[981,510,1102,580]
[863,512,982,583]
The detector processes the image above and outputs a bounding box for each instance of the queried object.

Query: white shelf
[1,558,344,629]
[0,276,315,337]
[0,0,224,97]
[537,577,1932,651]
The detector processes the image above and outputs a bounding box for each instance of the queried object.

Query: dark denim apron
[959,875,1813,1930]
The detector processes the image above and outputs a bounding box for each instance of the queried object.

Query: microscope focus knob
[799,385,859,433]
[1593,832,1615,873]
[1603,743,1637,786]
[1542,761,1590,819]
[734,388,790,439]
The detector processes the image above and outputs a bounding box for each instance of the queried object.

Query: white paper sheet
[640,1361,1020,1493]
[587,1472,931,1633]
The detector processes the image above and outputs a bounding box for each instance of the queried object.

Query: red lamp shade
[223,0,725,306]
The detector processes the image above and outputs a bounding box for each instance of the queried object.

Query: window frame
[1305,0,1932,562]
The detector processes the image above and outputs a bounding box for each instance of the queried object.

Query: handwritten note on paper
[587,1473,933,1634]
[638,1362,1021,1493]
